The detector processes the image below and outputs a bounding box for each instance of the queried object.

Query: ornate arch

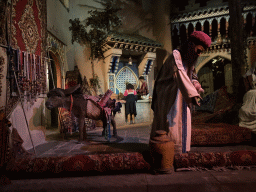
[195,52,231,72]
[47,32,67,85]
[48,51,62,89]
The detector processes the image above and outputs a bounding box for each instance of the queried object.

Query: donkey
[45,84,117,141]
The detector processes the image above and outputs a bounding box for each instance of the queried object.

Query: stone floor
[28,122,152,157]
[28,122,256,158]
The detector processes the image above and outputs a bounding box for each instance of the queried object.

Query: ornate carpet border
[6,152,151,175]
[5,150,256,177]
[174,150,256,169]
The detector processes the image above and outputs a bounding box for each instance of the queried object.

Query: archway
[49,52,62,89]
[196,52,231,72]
[48,51,62,128]
[197,56,232,97]
[180,24,187,46]
[203,20,210,35]
[196,22,201,31]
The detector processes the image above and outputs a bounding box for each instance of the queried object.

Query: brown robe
[151,50,199,153]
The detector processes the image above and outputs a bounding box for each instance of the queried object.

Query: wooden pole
[228,0,245,100]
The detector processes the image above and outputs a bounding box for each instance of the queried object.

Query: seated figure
[137,76,149,96]
[238,62,256,103]
[239,81,256,132]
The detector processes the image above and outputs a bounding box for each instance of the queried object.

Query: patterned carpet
[191,123,252,146]
[174,150,256,170]
[5,149,256,178]
[6,152,151,179]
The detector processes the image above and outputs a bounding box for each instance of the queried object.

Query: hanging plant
[89,74,101,89]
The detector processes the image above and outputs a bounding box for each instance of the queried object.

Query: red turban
[190,31,212,48]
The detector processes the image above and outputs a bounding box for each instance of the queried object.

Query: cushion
[214,86,235,113]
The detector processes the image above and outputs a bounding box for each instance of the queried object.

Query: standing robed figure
[151,31,212,153]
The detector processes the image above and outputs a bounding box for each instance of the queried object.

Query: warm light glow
[128,56,132,65]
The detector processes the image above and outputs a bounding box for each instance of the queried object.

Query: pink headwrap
[190,31,212,48]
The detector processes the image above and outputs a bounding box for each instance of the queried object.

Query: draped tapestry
[2,0,47,116]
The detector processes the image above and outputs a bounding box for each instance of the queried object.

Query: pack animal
[45,84,117,141]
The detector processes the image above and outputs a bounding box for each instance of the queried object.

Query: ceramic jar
[149,130,174,174]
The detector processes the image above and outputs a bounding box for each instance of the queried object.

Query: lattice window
[115,67,138,94]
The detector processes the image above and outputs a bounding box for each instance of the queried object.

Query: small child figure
[124,83,137,124]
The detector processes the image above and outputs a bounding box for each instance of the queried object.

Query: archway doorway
[48,52,62,128]
[197,56,231,97]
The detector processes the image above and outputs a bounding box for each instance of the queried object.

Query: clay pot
[149,130,174,174]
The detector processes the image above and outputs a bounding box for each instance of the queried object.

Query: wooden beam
[228,0,245,100]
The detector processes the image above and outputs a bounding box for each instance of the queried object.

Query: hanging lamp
[128,55,132,65]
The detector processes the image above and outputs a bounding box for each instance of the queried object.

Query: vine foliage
[69,0,122,61]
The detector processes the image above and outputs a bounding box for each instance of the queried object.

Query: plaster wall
[47,0,74,71]
[152,0,172,54]
[8,98,47,150]
[47,0,70,45]
[118,1,155,40]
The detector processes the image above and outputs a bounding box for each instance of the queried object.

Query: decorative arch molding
[49,51,62,89]
[106,32,162,53]
[103,48,122,74]
[171,4,255,23]
[47,31,67,80]
[103,48,122,91]
[138,52,156,76]
[171,4,255,49]
[195,52,231,72]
